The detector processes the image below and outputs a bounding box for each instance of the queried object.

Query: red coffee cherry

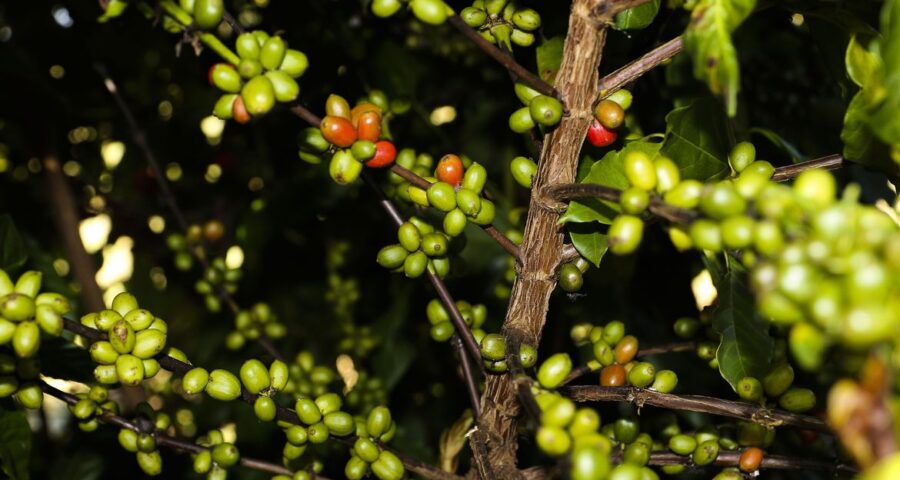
[586,119,617,147]
[366,141,397,168]
[320,115,357,148]
[436,154,464,187]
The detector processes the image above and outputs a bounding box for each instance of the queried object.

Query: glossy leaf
[536,36,564,84]
[683,0,756,116]
[0,406,31,480]
[711,269,773,392]
[568,224,609,267]
[615,0,660,30]
[660,98,732,180]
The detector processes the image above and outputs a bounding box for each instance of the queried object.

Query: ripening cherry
[232,96,251,124]
[366,141,397,168]
[357,111,382,142]
[436,154,464,187]
[586,119,617,147]
[320,115,357,147]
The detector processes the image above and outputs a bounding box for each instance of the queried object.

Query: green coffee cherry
[124,309,153,330]
[693,440,720,466]
[241,76,276,116]
[193,0,223,29]
[264,71,300,103]
[509,107,535,133]
[0,319,14,345]
[669,434,697,455]
[12,321,40,358]
[307,421,330,443]
[778,387,816,412]
[355,437,380,462]
[345,456,368,480]
[536,426,571,456]
[627,362,655,388]
[462,163,487,193]
[403,251,428,278]
[116,354,144,386]
[94,365,118,384]
[193,450,212,474]
[324,411,355,436]
[455,189,481,217]
[736,376,763,402]
[529,95,563,127]
[690,219,723,252]
[559,263,584,292]
[182,368,209,395]
[206,369,242,401]
[279,49,309,78]
[624,151,656,191]
[1,293,35,322]
[269,360,289,391]
[372,0,403,17]
[136,450,162,476]
[511,156,537,188]
[664,179,703,209]
[296,398,323,425]
[542,396,576,427]
[14,383,42,409]
[512,8,541,31]
[729,142,756,173]
[260,36,287,70]
[700,182,746,219]
[240,359,271,394]
[609,215,644,255]
[623,442,650,466]
[651,370,678,393]
[471,198,496,225]
[602,321,625,345]
[514,82,541,104]
[212,443,240,467]
[410,0,448,25]
[14,271,41,297]
[537,353,572,389]
[762,364,794,398]
[367,406,392,438]
[654,157,680,193]
[794,169,836,208]
[613,417,639,444]
[377,245,408,269]
[371,450,404,480]
[608,464,642,480]
[330,150,363,185]
[427,182,457,212]
[132,329,166,359]
[0,270,12,296]
[620,187,649,215]
[673,317,699,339]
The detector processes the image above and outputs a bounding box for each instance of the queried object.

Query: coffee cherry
[37,291,72,314]
[367,406,392,438]
[260,36,287,70]
[241,76,276,116]
[609,215,644,255]
[559,263,584,292]
[623,442,650,466]
[372,450,404,480]
[693,439,720,466]
[614,336,639,364]
[519,343,538,368]
[669,434,697,455]
[794,169,836,208]
[608,464,641,480]
[436,154,464,186]
[324,411,355,436]
[357,111,382,142]
[136,450,162,476]
[623,151,656,191]
[427,182,457,212]
[192,450,212,474]
[593,341,614,366]
[537,353,572,389]
[456,188,482,216]
[651,370,678,393]
[673,317,699,338]
[13,321,40,358]
[376,245,408,269]
[542,396,576,428]
[654,157,680,193]
[351,140,376,162]
[209,64,241,93]
[700,182,746,219]
[0,377,18,397]
[627,362,655,388]
[116,354,144,386]
[397,223,422,252]
[410,0,448,25]
[471,199,496,225]
[602,321,625,345]
[481,334,507,361]
[295,398,322,425]
[509,107,535,133]
[594,99,624,129]
[279,49,309,78]
[721,215,755,249]
[240,359,271,394]
[403,251,428,278]
[762,364,794,398]
[373,0,403,17]
[193,0,224,29]
[587,119,619,148]
[529,95,563,126]
[663,179,703,208]
[729,142,756,173]
[330,150,363,185]
[512,8,541,30]
[1,293,35,321]
[0,320,14,345]
[778,387,816,412]
[315,392,342,415]
[211,443,239,468]
[689,219,723,252]
[366,141,396,168]
[264,71,300,102]
[536,426,571,456]
[230,95,251,123]
[132,329,166,359]
[354,437,381,463]
[206,369,241,401]
[236,33,260,59]
[619,187,649,215]
[460,6,487,27]
[321,116,357,148]
[736,376,762,402]
[511,156,537,188]
[613,417,639,444]
[514,81,541,104]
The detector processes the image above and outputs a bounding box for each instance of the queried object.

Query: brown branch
[544,183,698,223]
[595,36,684,103]
[772,154,844,182]
[456,335,482,419]
[561,385,830,432]
[62,317,456,480]
[446,15,557,99]
[43,157,106,313]
[644,451,856,476]
[40,382,302,477]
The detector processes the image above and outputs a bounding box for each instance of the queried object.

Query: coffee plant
[1,0,900,478]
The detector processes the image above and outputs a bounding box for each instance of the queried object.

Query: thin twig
[544,183,697,223]
[455,335,482,419]
[95,66,286,362]
[446,15,557,99]
[40,382,301,477]
[561,385,830,432]
[644,451,856,476]
[771,154,844,182]
[595,36,684,103]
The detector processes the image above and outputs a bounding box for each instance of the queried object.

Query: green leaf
[842,91,883,168]
[682,0,756,116]
[0,215,27,272]
[845,35,882,88]
[867,0,900,156]
[560,141,661,225]
[568,224,609,267]
[615,0,661,30]
[659,97,732,180]
[711,270,773,391]
[536,36,564,85]
[0,406,31,480]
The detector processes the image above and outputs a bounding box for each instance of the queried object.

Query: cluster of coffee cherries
[0,353,42,409]
[460,0,542,49]
[300,94,397,185]
[0,269,69,358]
[385,148,434,197]
[734,363,816,413]
[345,406,404,480]
[664,427,767,477]
[424,298,486,342]
[345,371,388,413]
[210,31,308,123]
[192,429,241,480]
[182,364,242,401]
[376,217,451,278]
[178,0,226,30]
[196,256,243,313]
[165,219,225,272]
[572,321,678,392]
[479,333,537,373]
[586,90,632,148]
[284,393,357,456]
[68,385,118,432]
[606,150,683,255]
[116,402,173,476]
[509,82,564,134]
[85,292,168,386]
[371,0,452,26]
[284,350,337,398]
[225,302,287,350]
[416,155,496,234]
